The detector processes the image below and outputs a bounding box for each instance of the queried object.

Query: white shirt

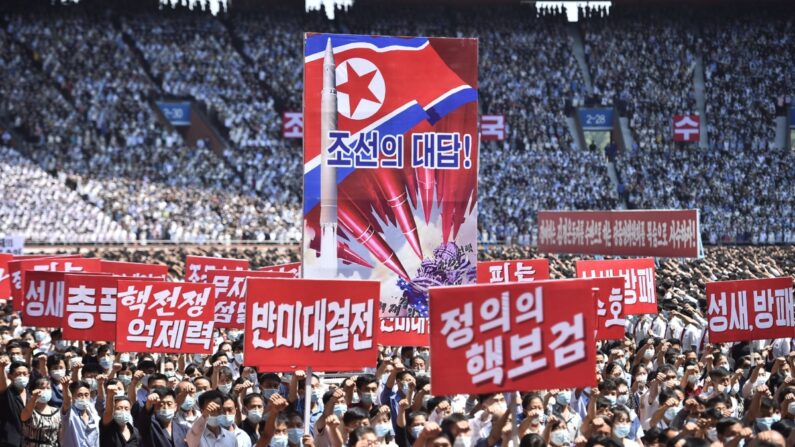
[186,415,238,447]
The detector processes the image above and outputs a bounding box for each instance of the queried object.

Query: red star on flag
[337,63,381,115]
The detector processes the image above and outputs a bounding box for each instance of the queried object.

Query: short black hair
[343,406,369,426]
[198,389,226,409]
[150,387,176,400]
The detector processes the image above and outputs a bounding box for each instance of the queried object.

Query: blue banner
[789,108,795,127]
[156,101,191,126]
[579,108,614,130]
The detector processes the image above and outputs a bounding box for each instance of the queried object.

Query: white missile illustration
[318,38,339,278]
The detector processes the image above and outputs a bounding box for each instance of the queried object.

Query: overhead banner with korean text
[576,258,657,315]
[116,280,215,354]
[476,259,550,284]
[245,278,379,371]
[538,210,700,258]
[429,279,597,395]
[0,254,12,300]
[706,277,794,343]
[302,33,479,318]
[12,256,101,312]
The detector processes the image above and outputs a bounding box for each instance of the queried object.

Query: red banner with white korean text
[672,115,700,142]
[538,210,700,258]
[13,257,101,312]
[589,277,626,340]
[378,318,430,347]
[116,280,216,354]
[476,259,550,284]
[206,270,295,329]
[0,254,12,300]
[184,256,248,283]
[257,262,302,278]
[706,277,794,343]
[576,258,657,315]
[22,271,67,327]
[245,278,379,371]
[62,274,126,342]
[101,261,168,279]
[429,279,597,395]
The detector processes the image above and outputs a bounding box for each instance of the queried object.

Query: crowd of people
[0,2,793,246]
[0,245,792,446]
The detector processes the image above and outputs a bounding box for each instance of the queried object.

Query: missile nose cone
[324,37,335,65]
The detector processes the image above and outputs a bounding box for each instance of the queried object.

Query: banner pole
[304,366,313,436]
[510,391,519,447]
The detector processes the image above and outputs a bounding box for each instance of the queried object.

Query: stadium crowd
[0,4,793,244]
[0,245,792,446]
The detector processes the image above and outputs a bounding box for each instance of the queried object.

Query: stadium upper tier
[0,2,792,244]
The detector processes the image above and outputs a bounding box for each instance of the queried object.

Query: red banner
[62,274,124,341]
[378,318,430,347]
[206,270,295,329]
[184,256,248,283]
[257,262,302,278]
[673,115,700,142]
[476,259,550,284]
[480,115,505,141]
[22,271,67,327]
[538,210,700,258]
[576,258,657,315]
[589,277,626,340]
[13,257,101,312]
[0,254,12,300]
[282,111,303,139]
[245,278,379,370]
[116,280,216,353]
[101,261,168,279]
[706,277,795,343]
[429,279,597,395]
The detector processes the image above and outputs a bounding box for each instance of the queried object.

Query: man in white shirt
[187,389,239,447]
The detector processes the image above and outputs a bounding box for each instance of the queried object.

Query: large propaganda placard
[538,210,700,258]
[429,280,597,395]
[302,33,479,318]
[245,278,379,370]
[115,280,215,354]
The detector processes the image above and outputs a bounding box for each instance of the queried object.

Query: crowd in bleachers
[0,3,792,244]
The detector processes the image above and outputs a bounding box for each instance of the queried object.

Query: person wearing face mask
[395,397,427,447]
[96,344,116,373]
[371,406,396,446]
[544,418,570,447]
[548,389,582,441]
[175,380,200,431]
[700,368,738,417]
[714,417,748,446]
[214,366,235,395]
[647,388,684,430]
[381,365,416,429]
[240,393,267,444]
[33,353,66,408]
[0,358,31,446]
[135,386,188,447]
[468,393,506,443]
[610,407,640,447]
[351,374,380,413]
[131,359,160,405]
[61,378,101,447]
[440,413,471,447]
[186,389,239,447]
[100,387,141,447]
[517,393,546,437]
[20,377,60,446]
